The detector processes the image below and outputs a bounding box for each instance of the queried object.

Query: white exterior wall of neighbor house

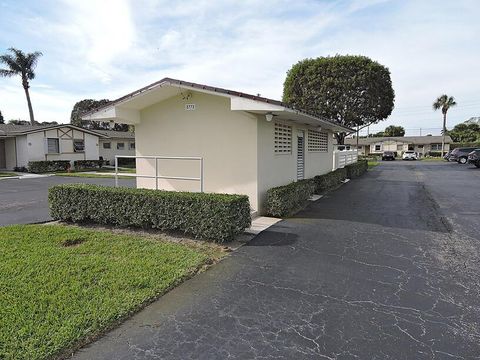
[99,138,135,164]
[12,128,100,167]
[5,138,16,169]
[15,135,28,167]
[256,118,333,213]
[135,91,259,210]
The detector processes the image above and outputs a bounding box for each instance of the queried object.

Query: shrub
[264,179,315,217]
[345,160,368,178]
[427,151,442,157]
[28,160,71,173]
[13,166,28,172]
[48,184,251,243]
[74,159,104,170]
[314,168,347,194]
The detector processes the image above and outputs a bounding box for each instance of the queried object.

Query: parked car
[382,151,395,161]
[402,151,418,160]
[443,151,451,161]
[449,147,478,164]
[467,149,480,168]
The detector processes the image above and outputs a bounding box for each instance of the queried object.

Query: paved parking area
[0,176,134,226]
[72,161,480,359]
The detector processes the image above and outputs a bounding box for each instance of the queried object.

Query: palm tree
[433,94,457,156]
[0,48,43,125]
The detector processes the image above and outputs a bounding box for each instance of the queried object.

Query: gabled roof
[345,135,453,146]
[0,124,109,138]
[95,130,135,139]
[82,77,354,133]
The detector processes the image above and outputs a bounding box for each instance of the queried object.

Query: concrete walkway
[73,161,480,359]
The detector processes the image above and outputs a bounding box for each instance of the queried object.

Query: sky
[0,0,479,135]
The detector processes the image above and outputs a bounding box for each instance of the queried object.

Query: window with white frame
[375,144,381,151]
[73,139,85,152]
[431,143,442,151]
[47,138,59,153]
[274,123,292,154]
[307,130,328,152]
[117,142,125,150]
[129,142,135,150]
[103,142,111,149]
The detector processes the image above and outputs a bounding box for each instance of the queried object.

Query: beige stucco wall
[256,118,334,214]
[135,91,259,210]
[99,138,135,164]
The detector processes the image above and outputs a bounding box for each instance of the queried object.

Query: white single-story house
[95,130,136,165]
[0,124,107,169]
[82,78,352,214]
[345,135,453,157]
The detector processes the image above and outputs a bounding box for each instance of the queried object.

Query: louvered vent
[308,130,328,152]
[274,123,292,154]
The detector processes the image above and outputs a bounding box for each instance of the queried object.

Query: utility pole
[419,128,422,136]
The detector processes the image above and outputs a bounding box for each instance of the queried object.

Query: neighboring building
[345,135,453,157]
[0,124,106,169]
[82,77,352,213]
[95,130,135,165]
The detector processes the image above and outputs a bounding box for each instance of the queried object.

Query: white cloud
[0,0,479,133]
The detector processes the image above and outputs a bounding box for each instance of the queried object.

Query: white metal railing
[333,149,358,170]
[114,155,204,192]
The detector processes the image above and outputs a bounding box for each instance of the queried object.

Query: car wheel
[459,157,467,164]
[475,163,480,168]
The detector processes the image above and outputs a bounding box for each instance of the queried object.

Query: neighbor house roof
[0,124,134,139]
[345,135,453,146]
[82,77,354,133]
[95,130,135,139]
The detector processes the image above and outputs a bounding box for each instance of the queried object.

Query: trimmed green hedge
[48,184,251,243]
[345,160,368,178]
[28,160,71,173]
[264,179,315,217]
[314,168,347,194]
[265,162,369,218]
[74,159,104,170]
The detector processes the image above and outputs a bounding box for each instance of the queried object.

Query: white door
[297,131,305,180]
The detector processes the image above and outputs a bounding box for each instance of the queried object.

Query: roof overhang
[82,78,354,133]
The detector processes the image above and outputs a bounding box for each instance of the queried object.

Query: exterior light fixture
[265,112,275,122]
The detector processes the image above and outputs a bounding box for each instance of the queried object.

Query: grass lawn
[367,160,380,169]
[419,157,446,162]
[0,224,222,360]
[55,172,133,179]
[55,167,136,179]
[0,172,17,178]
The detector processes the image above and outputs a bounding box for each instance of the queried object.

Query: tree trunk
[335,132,346,145]
[22,77,35,125]
[441,112,447,156]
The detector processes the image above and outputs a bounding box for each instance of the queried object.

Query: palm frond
[0,54,22,73]
[0,69,17,77]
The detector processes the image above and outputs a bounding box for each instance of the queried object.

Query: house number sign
[185,104,196,111]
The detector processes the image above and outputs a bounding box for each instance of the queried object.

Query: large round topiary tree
[283,55,395,144]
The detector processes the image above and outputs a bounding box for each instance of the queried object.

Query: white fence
[114,155,204,192]
[333,149,358,170]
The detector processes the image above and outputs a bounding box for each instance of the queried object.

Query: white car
[402,151,418,160]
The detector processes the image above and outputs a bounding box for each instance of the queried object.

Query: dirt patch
[61,237,86,247]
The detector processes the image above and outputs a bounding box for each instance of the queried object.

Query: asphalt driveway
[0,175,134,226]
[71,160,480,359]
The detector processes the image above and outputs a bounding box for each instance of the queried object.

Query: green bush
[264,179,315,217]
[345,160,368,178]
[314,168,347,194]
[427,151,443,157]
[74,159,104,170]
[48,184,251,243]
[28,160,71,173]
